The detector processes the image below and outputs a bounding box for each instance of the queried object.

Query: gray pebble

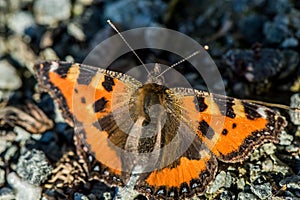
[74,193,89,200]
[7,172,42,200]
[290,93,300,125]
[34,0,71,25]
[280,175,300,190]
[237,192,258,200]
[281,37,298,48]
[207,171,227,193]
[16,149,52,186]
[0,60,22,90]
[263,21,287,43]
[279,131,294,146]
[0,187,15,200]
[250,182,272,199]
[104,0,167,28]
[4,145,18,162]
[0,168,5,186]
[7,12,35,35]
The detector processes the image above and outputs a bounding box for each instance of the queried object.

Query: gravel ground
[0,0,300,199]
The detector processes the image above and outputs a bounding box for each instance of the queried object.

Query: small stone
[34,0,71,25]
[250,182,272,199]
[261,143,276,155]
[248,164,261,182]
[280,175,300,190]
[220,190,235,200]
[236,178,246,190]
[16,149,52,186]
[279,131,294,146]
[238,15,266,44]
[14,127,31,143]
[0,168,5,186]
[103,0,167,28]
[4,145,18,162]
[285,144,299,153]
[224,172,233,188]
[265,0,291,15]
[207,171,227,193]
[67,23,86,41]
[237,192,258,200]
[7,172,42,200]
[103,192,112,200]
[74,193,89,200]
[0,37,7,56]
[261,159,273,172]
[263,21,287,44]
[290,93,300,125]
[0,187,15,200]
[7,12,35,34]
[6,36,37,73]
[40,48,59,60]
[0,60,22,90]
[281,37,298,48]
[76,0,93,5]
[0,140,8,155]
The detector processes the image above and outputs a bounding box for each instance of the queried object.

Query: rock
[7,12,35,35]
[281,37,298,48]
[0,140,8,155]
[0,187,15,200]
[280,175,300,190]
[265,0,291,15]
[237,192,258,200]
[4,145,18,163]
[7,172,42,200]
[74,193,89,200]
[236,178,246,190]
[67,23,86,41]
[290,93,300,125]
[6,36,37,73]
[0,168,5,186]
[0,60,22,90]
[34,0,71,25]
[263,20,288,44]
[250,182,272,199]
[0,37,6,57]
[220,190,235,200]
[238,15,266,44]
[16,149,52,186]
[207,171,227,193]
[103,0,167,28]
[279,131,293,146]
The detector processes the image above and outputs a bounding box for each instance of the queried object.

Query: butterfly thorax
[119,83,182,173]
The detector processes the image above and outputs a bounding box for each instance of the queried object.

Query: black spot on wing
[198,120,215,140]
[102,75,115,92]
[242,102,262,120]
[194,96,208,112]
[232,123,237,129]
[213,97,236,119]
[222,129,228,135]
[93,97,108,112]
[55,62,73,78]
[77,65,98,85]
[81,97,86,104]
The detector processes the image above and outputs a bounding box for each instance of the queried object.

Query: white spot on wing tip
[49,61,59,72]
[257,107,267,118]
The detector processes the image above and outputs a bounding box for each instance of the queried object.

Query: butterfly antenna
[243,99,300,112]
[156,50,201,79]
[107,20,152,76]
